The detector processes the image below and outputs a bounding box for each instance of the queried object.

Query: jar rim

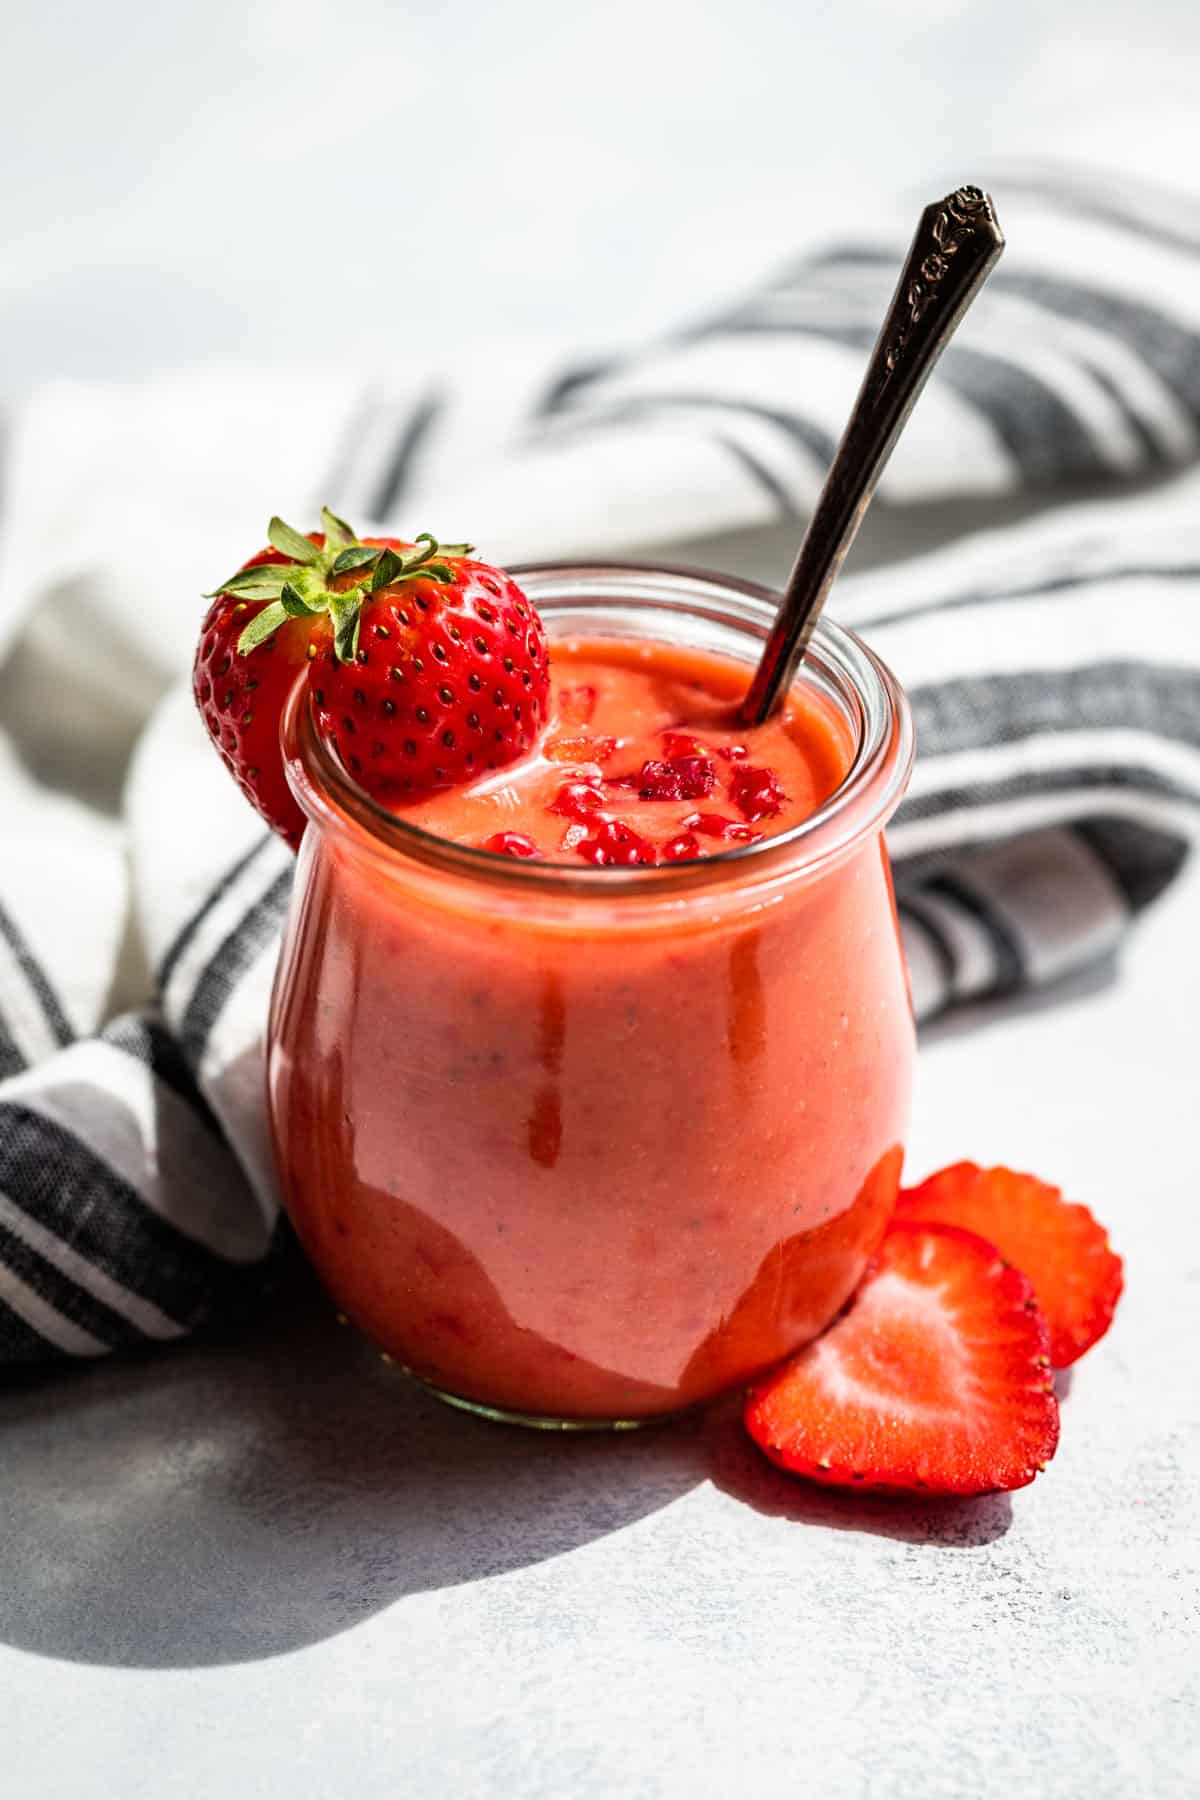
[280,559,915,895]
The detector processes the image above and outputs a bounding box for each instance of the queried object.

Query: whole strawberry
[193,509,550,847]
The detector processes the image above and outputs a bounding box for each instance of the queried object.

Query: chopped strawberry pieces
[548,748,774,865]
[686,812,762,844]
[661,730,708,758]
[745,1222,1060,1495]
[574,819,658,866]
[614,755,717,802]
[548,780,606,823]
[731,764,786,822]
[544,734,618,765]
[482,831,540,858]
[717,743,749,762]
[897,1163,1123,1368]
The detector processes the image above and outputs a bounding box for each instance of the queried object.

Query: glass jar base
[399,1364,676,1432]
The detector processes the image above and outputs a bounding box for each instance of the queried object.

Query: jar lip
[280,559,915,894]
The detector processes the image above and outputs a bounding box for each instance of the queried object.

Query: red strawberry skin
[193,544,321,849]
[193,522,550,845]
[745,1222,1060,1496]
[897,1163,1123,1368]
[308,555,549,806]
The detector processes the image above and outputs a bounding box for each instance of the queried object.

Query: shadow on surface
[701,1397,1014,1547]
[1,1284,1011,1671]
[0,1282,704,1671]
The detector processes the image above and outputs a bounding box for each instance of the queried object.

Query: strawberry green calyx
[207,509,474,665]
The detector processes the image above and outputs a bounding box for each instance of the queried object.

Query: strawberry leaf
[328,591,362,663]
[206,563,296,599]
[280,582,322,618]
[331,545,381,577]
[320,506,357,550]
[370,547,407,591]
[213,579,291,602]
[268,517,322,565]
[236,600,290,654]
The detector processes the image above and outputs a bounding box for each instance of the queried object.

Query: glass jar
[267,564,916,1427]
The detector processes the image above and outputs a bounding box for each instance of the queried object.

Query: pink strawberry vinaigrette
[267,565,916,1425]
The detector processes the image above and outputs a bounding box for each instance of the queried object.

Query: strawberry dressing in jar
[267,564,916,1425]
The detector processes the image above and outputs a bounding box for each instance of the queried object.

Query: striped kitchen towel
[1,164,1197,1365]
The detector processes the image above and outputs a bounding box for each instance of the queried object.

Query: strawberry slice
[744,1222,1059,1495]
[896,1162,1123,1368]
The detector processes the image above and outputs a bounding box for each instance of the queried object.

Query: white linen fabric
[1,166,1197,1364]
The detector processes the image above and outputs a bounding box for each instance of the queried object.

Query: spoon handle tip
[740,185,1004,726]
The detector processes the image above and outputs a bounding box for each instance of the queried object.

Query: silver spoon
[739,185,1004,726]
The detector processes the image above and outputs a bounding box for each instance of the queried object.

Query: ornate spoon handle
[739,186,1004,725]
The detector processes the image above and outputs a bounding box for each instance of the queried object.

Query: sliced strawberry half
[744,1222,1059,1495]
[896,1162,1123,1368]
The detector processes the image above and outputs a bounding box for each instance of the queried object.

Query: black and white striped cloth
[2,165,1198,1366]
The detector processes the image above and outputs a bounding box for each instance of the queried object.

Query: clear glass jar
[267,564,916,1427]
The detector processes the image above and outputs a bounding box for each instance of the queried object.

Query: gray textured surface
[3,856,1198,1799]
